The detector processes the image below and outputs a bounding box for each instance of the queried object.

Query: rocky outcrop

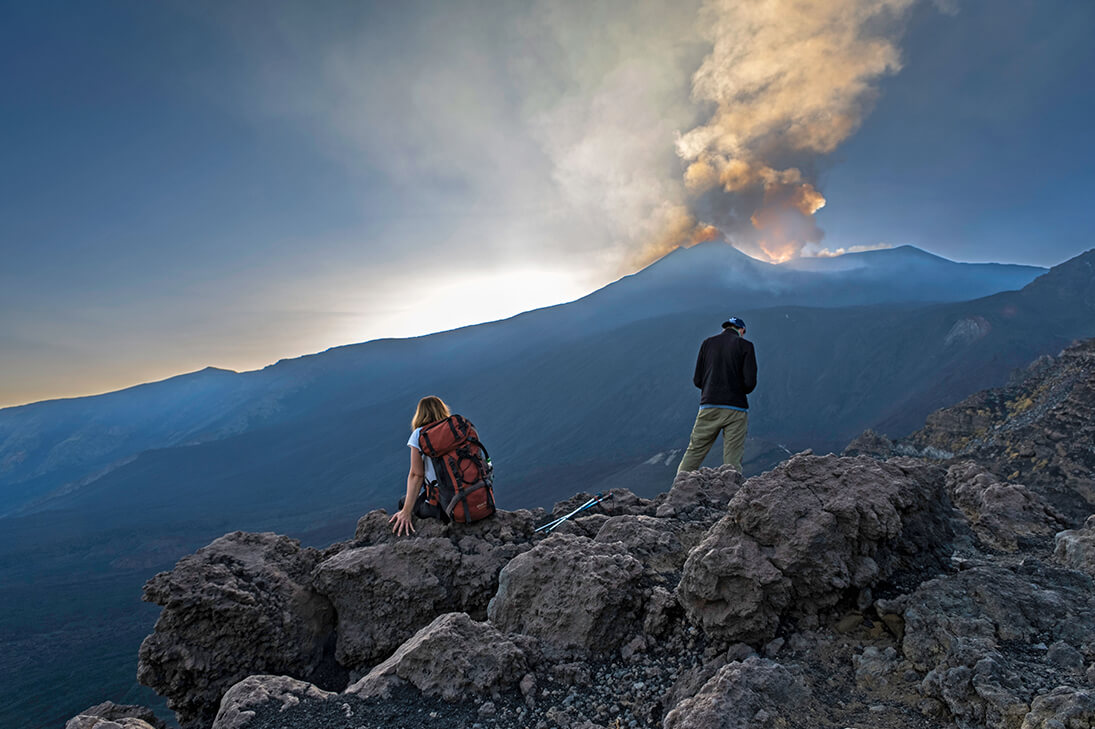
[1054,515,1095,576]
[487,532,645,659]
[677,453,953,645]
[347,612,529,701]
[877,562,1095,729]
[136,531,337,729]
[312,509,538,672]
[654,465,742,519]
[904,339,1095,521]
[662,657,808,729]
[211,675,334,729]
[107,347,1095,729]
[65,703,166,729]
[946,462,1066,551]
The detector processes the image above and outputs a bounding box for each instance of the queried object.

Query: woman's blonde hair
[412,396,451,429]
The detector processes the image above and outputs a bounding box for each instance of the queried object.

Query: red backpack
[418,414,496,523]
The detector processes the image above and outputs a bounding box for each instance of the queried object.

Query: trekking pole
[535,493,611,533]
[535,495,598,533]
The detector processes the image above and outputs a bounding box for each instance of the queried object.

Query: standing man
[677,316,757,473]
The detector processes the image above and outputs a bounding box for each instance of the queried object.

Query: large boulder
[487,532,645,659]
[65,702,166,729]
[676,454,952,644]
[347,612,528,701]
[946,462,1066,551]
[137,532,337,729]
[211,675,334,729]
[662,657,808,729]
[1054,514,1095,576]
[877,562,1095,729]
[312,509,538,672]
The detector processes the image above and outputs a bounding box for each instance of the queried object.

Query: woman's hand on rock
[389,509,416,536]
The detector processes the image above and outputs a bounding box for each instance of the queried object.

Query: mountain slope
[0,244,1045,516]
[19,249,1093,532]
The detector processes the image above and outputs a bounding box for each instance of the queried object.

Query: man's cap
[722,316,746,330]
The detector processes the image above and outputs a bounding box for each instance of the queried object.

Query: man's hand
[389,508,416,536]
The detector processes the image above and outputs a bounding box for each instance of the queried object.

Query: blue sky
[1,0,1093,407]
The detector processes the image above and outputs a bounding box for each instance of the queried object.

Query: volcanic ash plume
[675,0,917,262]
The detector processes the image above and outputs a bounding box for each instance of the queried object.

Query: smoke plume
[666,0,918,262]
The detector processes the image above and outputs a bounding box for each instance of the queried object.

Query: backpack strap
[445,481,492,523]
[468,437,490,463]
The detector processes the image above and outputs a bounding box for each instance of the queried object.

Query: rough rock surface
[654,465,742,520]
[1021,687,1095,729]
[877,562,1095,729]
[946,462,1066,551]
[85,343,1095,729]
[65,703,166,729]
[662,657,808,729]
[1054,514,1095,576]
[677,453,952,644]
[843,429,898,459]
[904,338,1095,521]
[65,717,159,729]
[212,675,334,729]
[312,509,538,671]
[487,532,645,659]
[137,531,337,729]
[594,515,696,578]
[348,612,528,701]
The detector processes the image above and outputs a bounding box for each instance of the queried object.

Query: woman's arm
[390,447,426,536]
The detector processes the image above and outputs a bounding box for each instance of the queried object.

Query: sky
[1,0,1093,408]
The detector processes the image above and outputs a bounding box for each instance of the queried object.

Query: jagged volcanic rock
[1053,514,1095,576]
[487,532,645,660]
[65,702,167,729]
[347,612,530,701]
[65,718,160,729]
[676,453,954,645]
[946,461,1067,552]
[654,465,743,519]
[1021,687,1095,729]
[312,509,539,672]
[843,428,898,459]
[593,515,697,577]
[904,338,1095,521]
[876,561,1095,729]
[662,657,808,729]
[212,675,334,729]
[136,531,337,729]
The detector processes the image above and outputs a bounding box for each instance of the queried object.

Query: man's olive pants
[677,407,748,473]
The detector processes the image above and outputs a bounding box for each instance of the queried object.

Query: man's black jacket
[693,328,758,409]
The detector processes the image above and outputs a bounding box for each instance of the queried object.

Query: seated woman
[390,395,450,536]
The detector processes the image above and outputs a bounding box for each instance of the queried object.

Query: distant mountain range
[6,242,1095,729]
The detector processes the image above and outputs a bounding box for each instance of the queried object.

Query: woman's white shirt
[408,427,436,483]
